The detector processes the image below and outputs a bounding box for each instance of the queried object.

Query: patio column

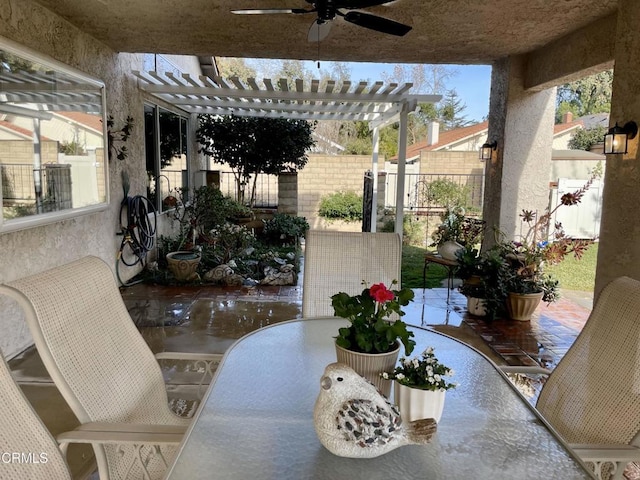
[595,0,640,297]
[394,108,408,235]
[482,55,556,247]
[370,126,380,232]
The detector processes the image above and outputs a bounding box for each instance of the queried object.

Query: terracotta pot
[335,342,400,397]
[506,291,543,321]
[166,251,201,282]
[437,240,463,261]
[394,382,446,423]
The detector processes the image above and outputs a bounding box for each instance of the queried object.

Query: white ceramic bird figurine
[314,362,437,458]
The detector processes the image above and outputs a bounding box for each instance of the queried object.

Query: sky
[333,62,493,124]
[245,58,492,124]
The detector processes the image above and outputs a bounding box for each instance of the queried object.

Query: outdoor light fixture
[603,121,638,154]
[479,140,497,161]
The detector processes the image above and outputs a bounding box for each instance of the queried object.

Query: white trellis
[134,70,441,233]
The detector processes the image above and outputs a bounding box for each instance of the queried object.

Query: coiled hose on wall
[116,173,157,286]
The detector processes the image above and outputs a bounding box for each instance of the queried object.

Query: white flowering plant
[382,347,457,391]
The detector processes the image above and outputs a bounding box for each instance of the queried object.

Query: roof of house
[391,118,586,161]
[391,121,489,161]
[55,112,104,134]
[0,121,39,140]
[553,119,584,135]
[575,113,609,130]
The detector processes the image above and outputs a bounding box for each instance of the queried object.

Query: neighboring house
[384,114,605,236]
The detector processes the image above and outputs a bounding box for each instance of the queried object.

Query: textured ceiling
[32,0,617,65]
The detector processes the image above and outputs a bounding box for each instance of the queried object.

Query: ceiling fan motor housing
[316,0,336,21]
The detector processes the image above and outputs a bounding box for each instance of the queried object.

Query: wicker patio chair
[302,230,402,317]
[0,348,73,480]
[0,256,222,480]
[502,276,640,480]
[0,347,184,480]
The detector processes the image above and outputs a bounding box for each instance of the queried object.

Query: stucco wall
[298,154,373,231]
[0,0,197,358]
[419,151,484,175]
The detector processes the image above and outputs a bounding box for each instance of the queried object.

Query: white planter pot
[335,342,400,398]
[394,382,446,423]
[506,291,543,321]
[466,296,487,317]
[437,240,463,261]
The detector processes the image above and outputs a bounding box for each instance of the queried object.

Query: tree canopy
[556,70,613,123]
[568,125,607,151]
[197,115,315,205]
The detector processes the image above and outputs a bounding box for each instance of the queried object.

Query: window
[145,105,189,212]
[0,38,108,233]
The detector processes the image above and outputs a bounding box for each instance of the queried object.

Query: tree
[197,115,316,205]
[556,70,613,123]
[568,126,607,151]
[215,57,257,80]
[438,90,471,130]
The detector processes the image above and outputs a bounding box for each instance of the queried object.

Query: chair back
[0,350,72,480]
[302,231,402,317]
[0,256,187,479]
[537,276,640,445]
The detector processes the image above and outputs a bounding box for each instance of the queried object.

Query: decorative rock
[224,273,244,286]
[228,259,237,269]
[260,266,295,285]
[243,278,260,287]
[241,247,255,257]
[203,264,234,283]
[314,363,437,458]
[286,252,296,260]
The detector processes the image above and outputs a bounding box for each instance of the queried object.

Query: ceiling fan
[231,0,411,42]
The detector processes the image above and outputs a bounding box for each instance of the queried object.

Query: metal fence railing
[385,172,484,215]
[219,172,278,208]
[1,163,73,213]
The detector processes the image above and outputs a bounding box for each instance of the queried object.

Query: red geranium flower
[369,283,395,303]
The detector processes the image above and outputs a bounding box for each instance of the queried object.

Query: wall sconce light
[479,140,497,161]
[603,121,638,154]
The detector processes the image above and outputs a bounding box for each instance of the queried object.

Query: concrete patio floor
[8,281,593,479]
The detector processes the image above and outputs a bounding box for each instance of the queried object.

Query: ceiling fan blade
[342,11,411,36]
[335,0,396,10]
[308,19,333,42]
[231,8,311,15]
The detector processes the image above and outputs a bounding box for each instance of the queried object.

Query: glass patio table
[164,318,594,479]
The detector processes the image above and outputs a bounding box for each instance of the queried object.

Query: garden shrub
[262,213,309,244]
[318,191,363,222]
[380,215,426,246]
[420,178,470,208]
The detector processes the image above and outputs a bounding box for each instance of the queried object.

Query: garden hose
[116,173,157,286]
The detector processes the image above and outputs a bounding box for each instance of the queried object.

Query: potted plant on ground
[331,281,415,396]
[455,246,486,316]
[383,347,457,422]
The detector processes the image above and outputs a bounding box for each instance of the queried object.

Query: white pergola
[134,70,441,233]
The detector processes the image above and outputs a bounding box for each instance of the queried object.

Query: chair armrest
[569,444,640,480]
[500,365,552,375]
[57,422,187,452]
[570,443,640,463]
[155,352,223,399]
[154,352,223,362]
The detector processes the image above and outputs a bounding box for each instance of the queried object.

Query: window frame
[0,37,109,234]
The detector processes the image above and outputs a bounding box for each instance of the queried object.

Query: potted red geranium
[331,281,415,396]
